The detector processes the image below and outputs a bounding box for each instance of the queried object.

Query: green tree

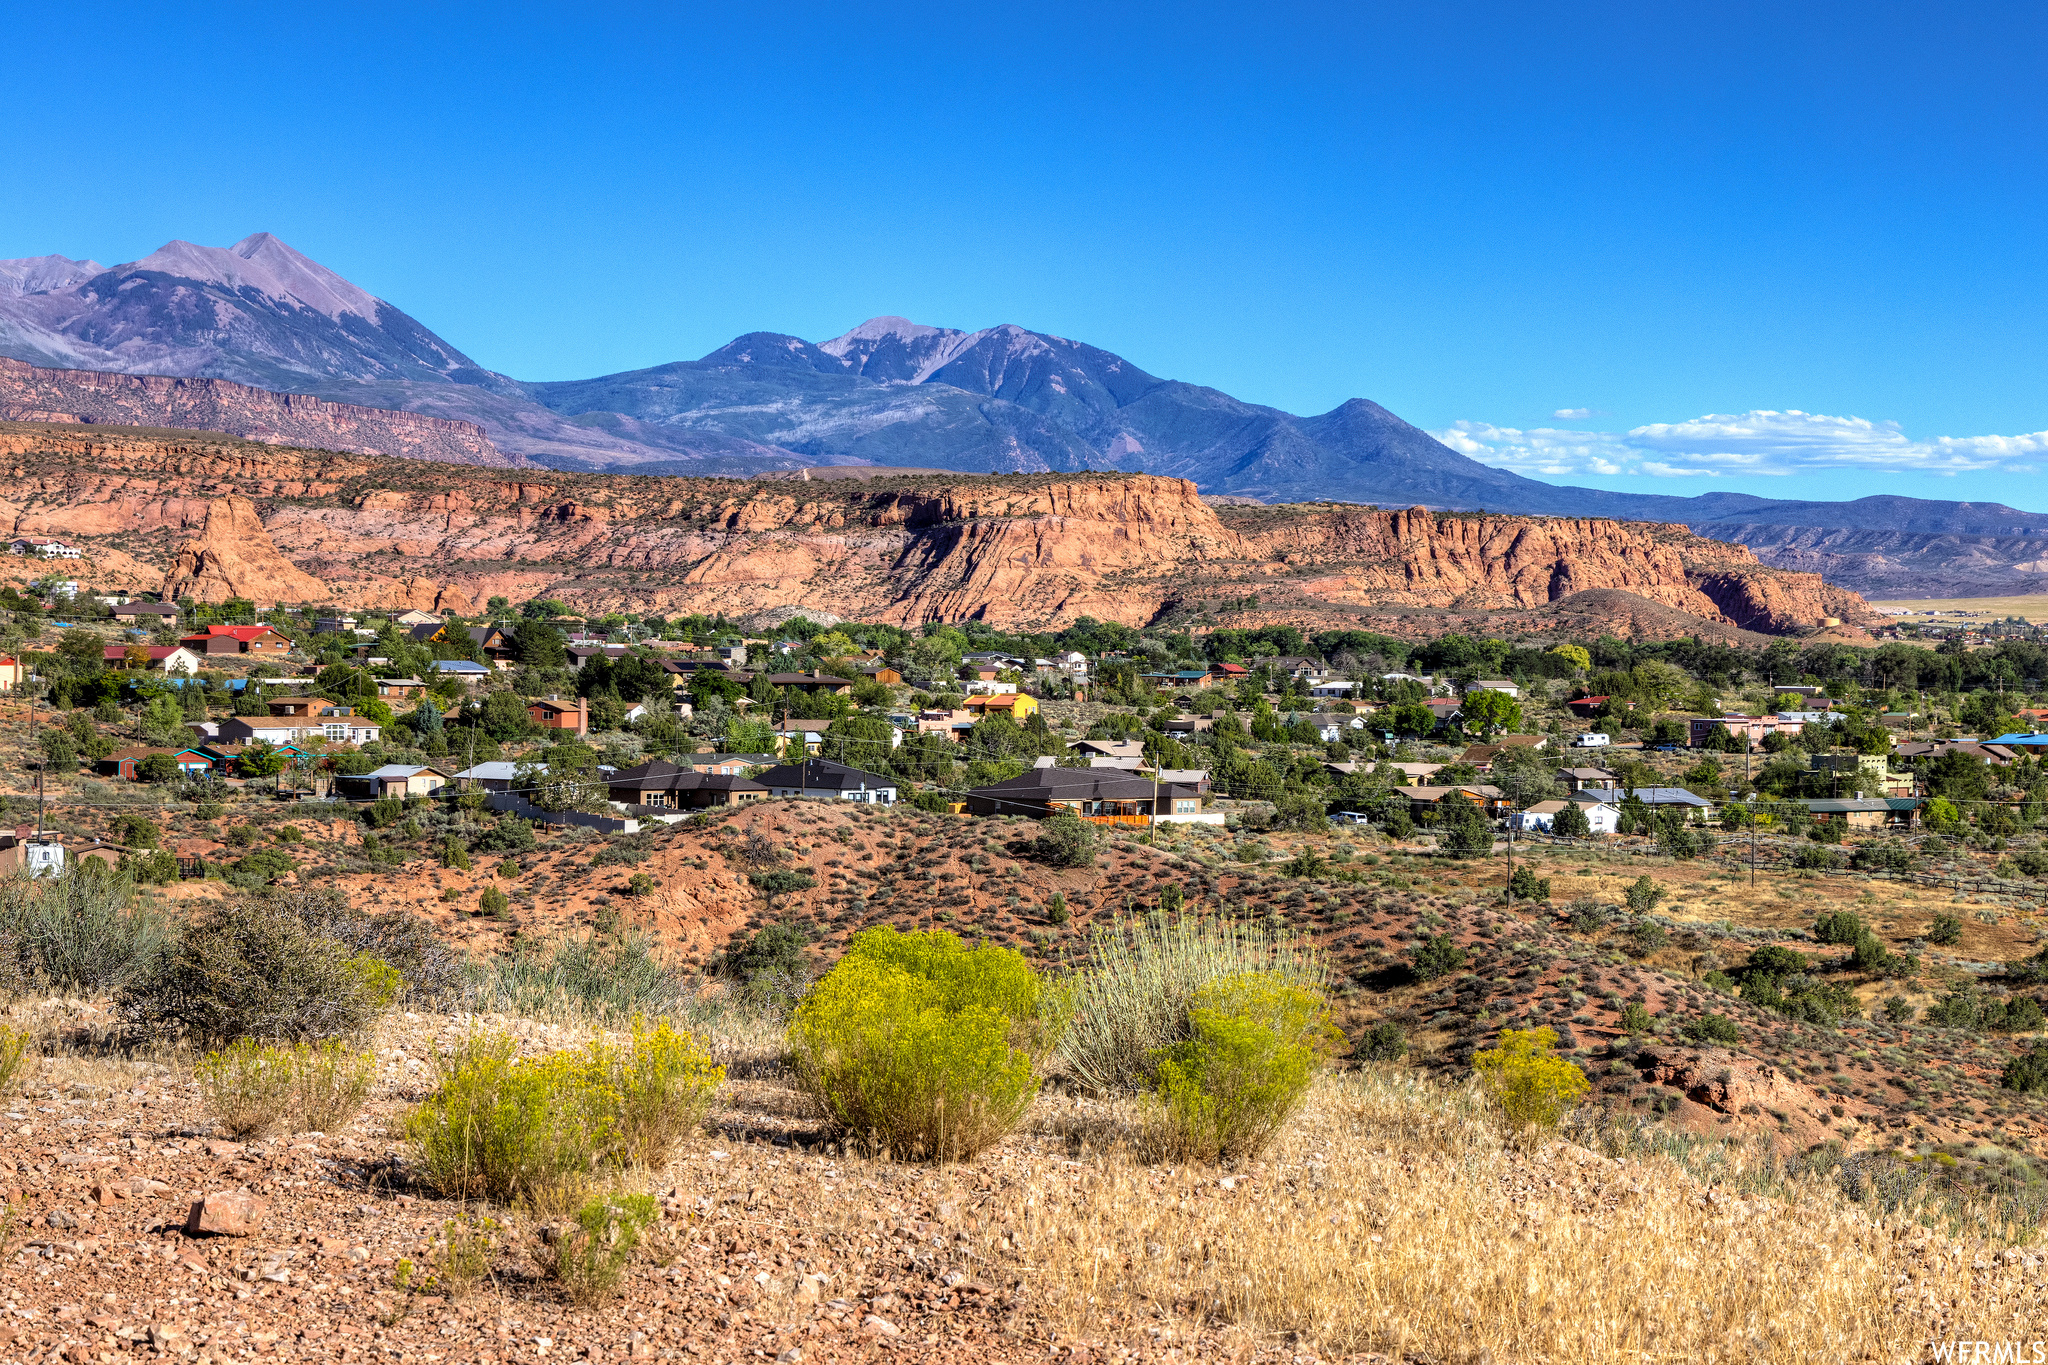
[477,689,534,742]
[1460,688,1522,738]
[237,740,289,781]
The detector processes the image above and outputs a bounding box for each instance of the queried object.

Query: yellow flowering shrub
[1471,1026,1590,1132]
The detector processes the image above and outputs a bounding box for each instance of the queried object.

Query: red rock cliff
[0,422,1868,637]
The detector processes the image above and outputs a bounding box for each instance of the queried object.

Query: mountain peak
[0,254,105,297]
[818,316,961,356]
[121,233,385,321]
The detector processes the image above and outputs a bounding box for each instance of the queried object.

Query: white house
[1513,799,1621,834]
[1463,679,1520,699]
[1309,679,1363,697]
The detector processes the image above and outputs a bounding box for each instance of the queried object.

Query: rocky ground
[3,998,2042,1365]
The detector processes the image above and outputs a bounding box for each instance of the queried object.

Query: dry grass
[1002,1070,2048,1361]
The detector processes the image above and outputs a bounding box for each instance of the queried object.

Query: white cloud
[1552,407,1593,420]
[1433,409,2048,480]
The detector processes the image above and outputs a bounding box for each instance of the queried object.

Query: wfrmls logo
[1930,1344,2048,1363]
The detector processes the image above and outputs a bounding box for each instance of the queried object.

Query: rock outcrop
[0,357,522,467]
[0,421,1870,637]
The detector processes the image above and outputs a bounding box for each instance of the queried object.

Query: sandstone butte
[0,356,522,468]
[0,420,1871,638]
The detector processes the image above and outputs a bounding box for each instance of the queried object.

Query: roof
[452,762,521,781]
[607,758,769,796]
[1070,739,1146,758]
[1583,786,1713,807]
[184,624,288,642]
[763,672,852,686]
[752,758,898,792]
[967,767,1193,804]
[365,764,448,779]
[102,645,190,660]
[113,601,179,614]
[1403,784,1505,801]
[1989,732,2048,746]
[1802,799,1893,814]
[432,659,490,673]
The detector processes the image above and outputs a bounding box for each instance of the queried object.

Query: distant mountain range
[2,233,2044,596]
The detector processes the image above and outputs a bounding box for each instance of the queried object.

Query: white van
[1572,733,1611,748]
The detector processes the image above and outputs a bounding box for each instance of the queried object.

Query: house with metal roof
[965,765,1204,823]
[751,757,899,806]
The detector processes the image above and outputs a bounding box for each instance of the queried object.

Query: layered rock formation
[0,421,1871,637]
[0,357,521,467]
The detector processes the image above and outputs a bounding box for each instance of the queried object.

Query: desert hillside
[0,421,1867,638]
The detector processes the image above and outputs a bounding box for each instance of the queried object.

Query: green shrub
[496,859,521,880]
[1883,995,1914,1023]
[1565,897,1610,934]
[626,872,657,897]
[1622,876,1667,915]
[2003,1047,2048,1095]
[1033,811,1099,868]
[1410,933,1468,981]
[1702,969,1736,993]
[406,1021,723,1207]
[1682,1012,1741,1044]
[271,888,463,1005]
[117,895,400,1042]
[719,922,811,1009]
[361,798,405,829]
[1792,844,1842,870]
[1921,988,1984,1031]
[1626,917,1668,956]
[1057,914,1324,1094]
[539,1192,657,1305]
[791,927,1052,1161]
[1508,865,1551,901]
[1620,1000,1652,1035]
[197,1038,299,1137]
[0,869,172,994]
[113,814,160,849]
[1045,892,1069,926]
[126,848,180,885]
[1472,1026,1589,1132]
[1550,804,1592,839]
[1926,914,1963,946]
[442,838,472,871]
[1147,971,1338,1162]
[1355,1019,1407,1062]
[479,886,510,918]
[193,801,225,821]
[1813,910,1865,945]
[476,819,537,854]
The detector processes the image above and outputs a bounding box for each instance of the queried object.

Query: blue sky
[8,2,2048,507]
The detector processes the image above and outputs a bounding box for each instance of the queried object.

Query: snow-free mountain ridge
[0,235,2039,596]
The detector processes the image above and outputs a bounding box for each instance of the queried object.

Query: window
[325,724,348,741]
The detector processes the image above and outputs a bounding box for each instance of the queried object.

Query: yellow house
[963,693,1039,722]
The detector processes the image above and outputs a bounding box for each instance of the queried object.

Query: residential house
[1799,798,1893,830]
[432,659,492,686]
[684,753,778,775]
[1689,714,1803,746]
[763,670,853,696]
[1069,738,1147,762]
[374,676,429,703]
[964,764,1205,823]
[8,538,81,558]
[451,761,522,792]
[1809,752,1898,793]
[605,758,767,810]
[0,657,22,692]
[1423,698,1464,723]
[1457,735,1547,771]
[567,643,631,671]
[98,746,215,781]
[392,610,442,627]
[467,625,513,663]
[1308,678,1363,697]
[111,601,181,625]
[1401,784,1509,817]
[1161,716,1214,736]
[1580,786,1715,819]
[1567,695,1639,719]
[527,697,589,736]
[1463,679,1519,699]
[336,764,450,800]
[913,708,977,742]
[313,614,360,634]
[858,662,904,686]
[962,693,1040,723]
[753,757,899,805]
[1140,668,1216,692]
[1207,662,1249,684]
[775,719,833,757]
[1513,799,1621,835]
[1558,766,1619,792]
[102,645,203,674]
[181,624,293,656]
[217,706,382,745]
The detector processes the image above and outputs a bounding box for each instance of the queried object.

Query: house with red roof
[180,624,294,656]
[0,657,21,693]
